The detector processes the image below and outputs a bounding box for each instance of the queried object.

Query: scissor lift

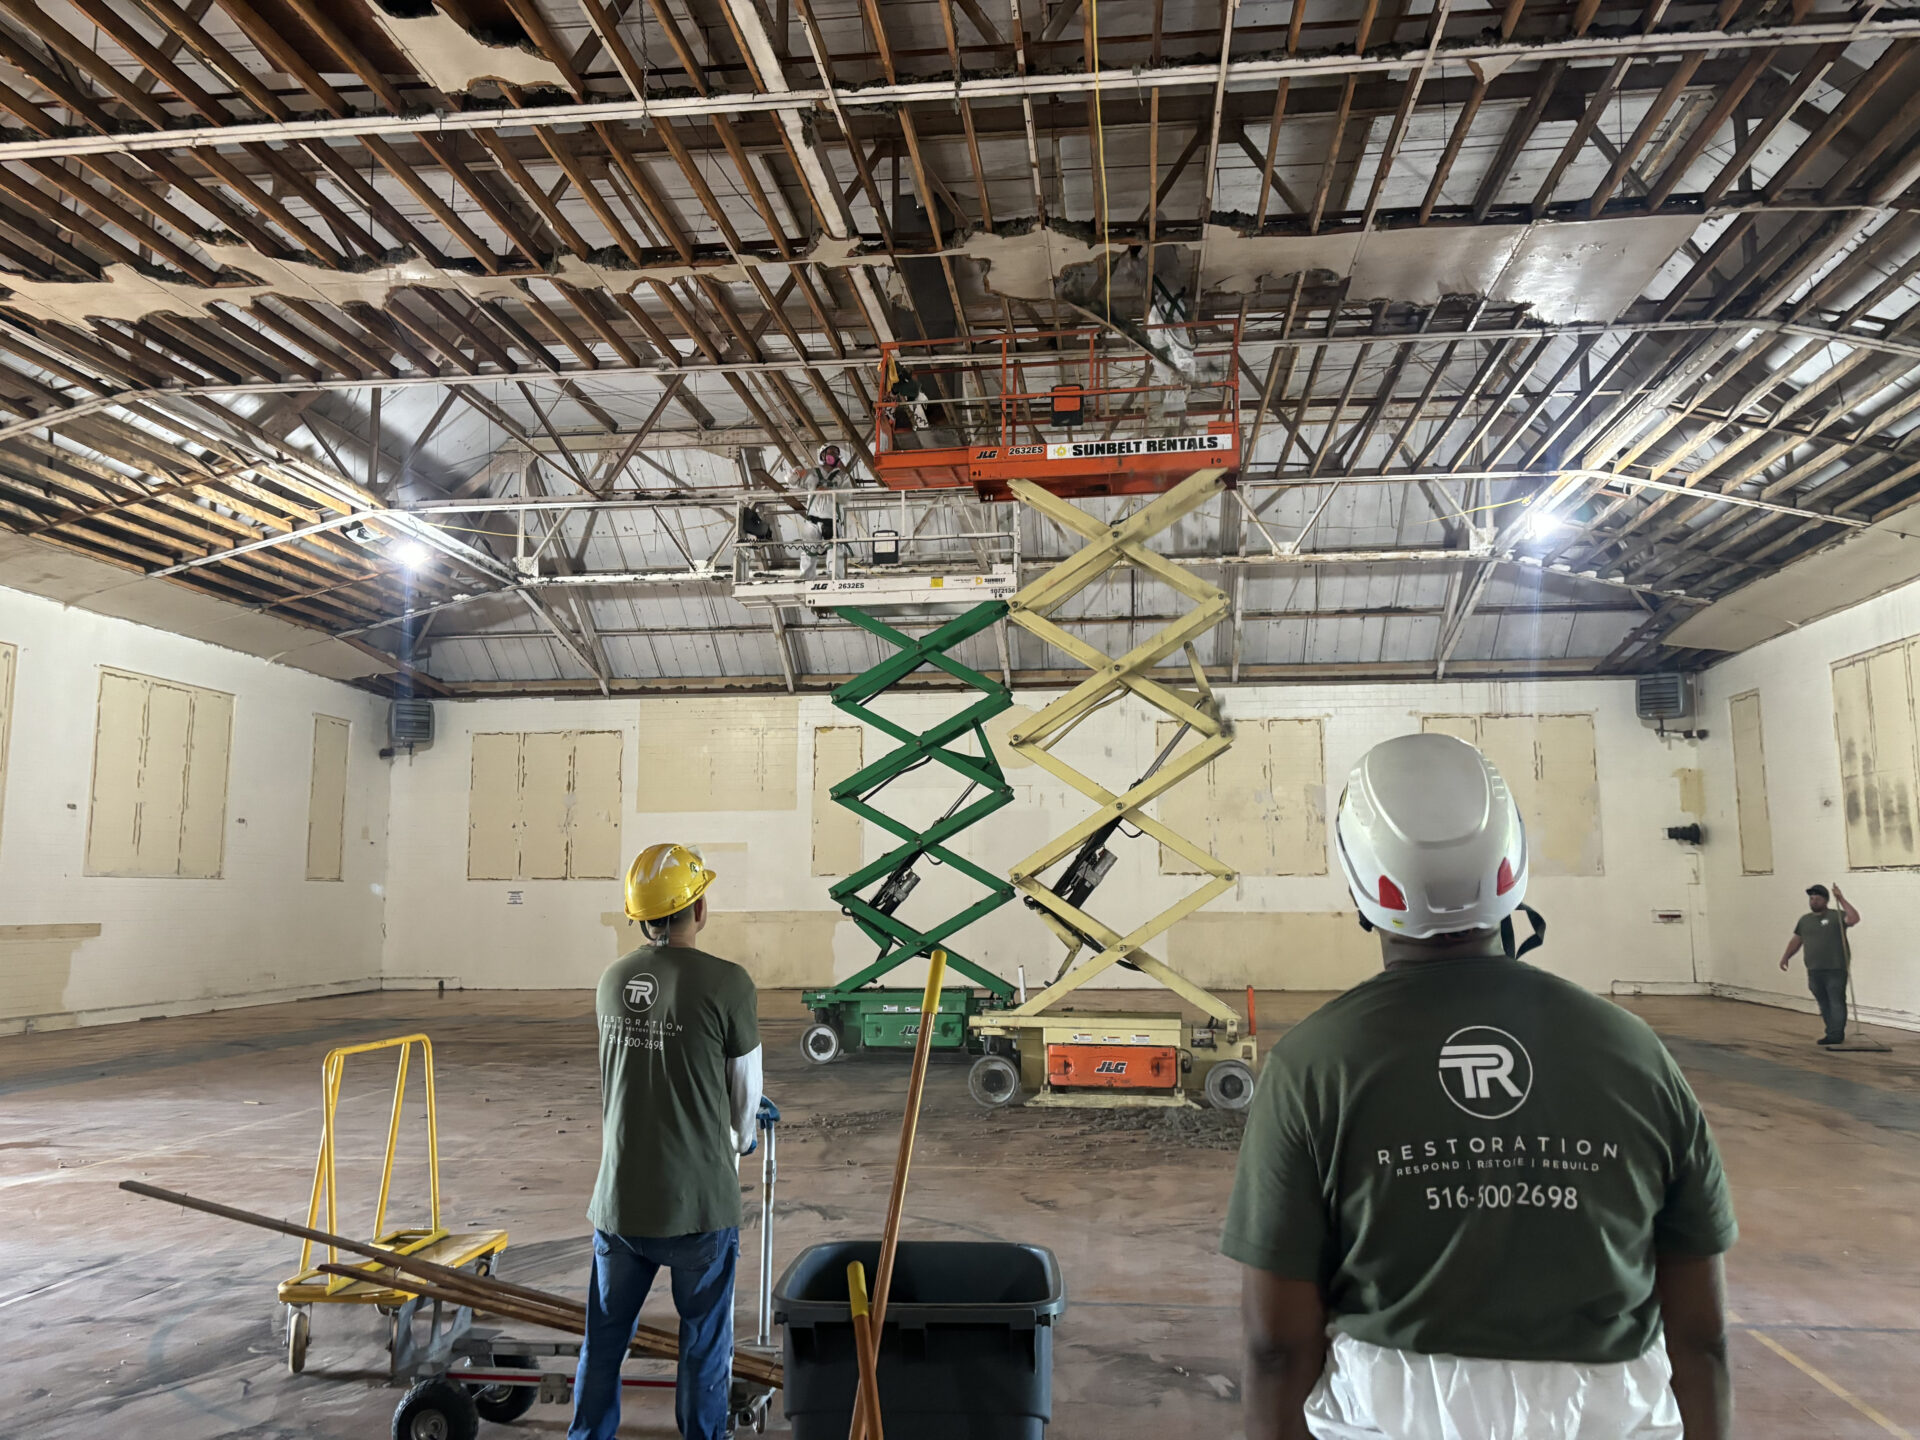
[800,602,1020,1062]
[740,321,1254,1099]
[968,471,1258,1110]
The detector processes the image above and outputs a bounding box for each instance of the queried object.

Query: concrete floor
[2,989,1916,1439]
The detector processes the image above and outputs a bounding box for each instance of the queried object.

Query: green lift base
[799,986,1009,1062]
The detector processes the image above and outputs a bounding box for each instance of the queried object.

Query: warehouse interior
[2,0,1919,1434]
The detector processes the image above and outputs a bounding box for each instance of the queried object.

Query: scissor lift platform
[873,323,1242,501]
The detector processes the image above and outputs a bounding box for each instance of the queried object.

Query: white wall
[383,677,1705,999]
[0,586,391,1032]
[1698,574,1920,1027]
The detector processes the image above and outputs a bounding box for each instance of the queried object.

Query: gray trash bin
[775,1240,1066,1439]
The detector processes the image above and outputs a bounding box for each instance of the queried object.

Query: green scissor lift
[800,602,1019,1063]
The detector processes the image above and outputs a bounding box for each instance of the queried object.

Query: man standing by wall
[1226,733,1736,1440]
[571,843,762,1440]
[1779,883,1861,1046]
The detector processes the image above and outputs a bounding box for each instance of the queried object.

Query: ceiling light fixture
[1521,507,1566,540]
[391,539,431,570]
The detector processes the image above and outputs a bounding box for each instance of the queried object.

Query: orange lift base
[875,430,1240,502]
[1045,1043,1181,1091]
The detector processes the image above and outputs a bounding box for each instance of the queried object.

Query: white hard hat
[1335,732,1528,938]
[818,442,843,466]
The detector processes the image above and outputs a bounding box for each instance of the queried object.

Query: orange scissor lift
[861,323,1261,1110]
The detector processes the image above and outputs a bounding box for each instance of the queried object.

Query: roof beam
[4,16,1918,161]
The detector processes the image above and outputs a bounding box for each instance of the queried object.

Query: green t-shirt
[1794,910,1849,971]
[588,943,760,1238]
[1222,956,1736,1365]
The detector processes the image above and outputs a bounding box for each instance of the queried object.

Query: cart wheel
[465,1355,536,1424]
[801,1021,842,1064]
[729,1381,772,1434]
[286,1306,309,1374]
[391,1377,479,1440]
[968,1054,1021,1108]
[1204,1059,1256,1112]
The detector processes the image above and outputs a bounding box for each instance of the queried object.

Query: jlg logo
[1094,1059,1127,1074]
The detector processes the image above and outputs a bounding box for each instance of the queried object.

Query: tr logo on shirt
[623,974,660,1013]
[1438,1025,1534,1119]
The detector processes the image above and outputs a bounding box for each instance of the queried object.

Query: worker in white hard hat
[570,843,762,1440]
[1224,732,1736,1440]
[795,442,849,580]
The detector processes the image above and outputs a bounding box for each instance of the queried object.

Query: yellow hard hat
[625,843,718,922]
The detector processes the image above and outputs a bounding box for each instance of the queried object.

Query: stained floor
[1,990,1915,1439]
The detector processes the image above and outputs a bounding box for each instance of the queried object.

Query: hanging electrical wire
[1089,0,1112,322]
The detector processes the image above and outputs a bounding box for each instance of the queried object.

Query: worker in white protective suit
[795,442,849,580]
[1223,731,1736,1440]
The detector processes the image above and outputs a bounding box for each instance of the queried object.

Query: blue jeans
[1809,968,1850,1041]
[569,1227,738,1440]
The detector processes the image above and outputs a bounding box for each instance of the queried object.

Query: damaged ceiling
[0,0,1917,693]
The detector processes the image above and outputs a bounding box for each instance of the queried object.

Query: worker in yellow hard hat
[570,843,762,1440]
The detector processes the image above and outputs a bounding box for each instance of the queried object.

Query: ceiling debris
[0,532,391,681]
[0,0,1910,693]
[367,4,568,94]
[960,229,1130,303]
[1665,507,1920,652]
[1191,217,1699,323]
[0,241,891,328]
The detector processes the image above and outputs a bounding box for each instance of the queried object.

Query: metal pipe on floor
[118,1180,783,1387]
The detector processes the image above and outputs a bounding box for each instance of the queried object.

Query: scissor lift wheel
[969,1054,1022,1107]
[801,1021,842,1064]
[1204,1059,1256,1111]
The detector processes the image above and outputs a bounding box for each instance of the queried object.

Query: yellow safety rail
[994,469,1242,1029]
[292,1034,444,1298]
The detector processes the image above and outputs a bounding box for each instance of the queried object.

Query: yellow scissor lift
[968,470,1258,1110]
[278,1035,509,1373]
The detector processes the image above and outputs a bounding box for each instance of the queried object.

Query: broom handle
[848,948,947,1440]
[848,1261,885,1440]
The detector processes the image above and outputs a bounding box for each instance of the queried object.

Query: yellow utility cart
[278,1034,508,1373]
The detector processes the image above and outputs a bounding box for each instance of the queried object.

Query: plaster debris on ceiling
[1192,216,1698,323]
[367,5,567,93]
[1665,507,1920,652]
[956,228,1128,302]
[1191,225,1367,296]
[1485,216,1703,323]
[0,239,886,328]
[958,214,1698,325]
